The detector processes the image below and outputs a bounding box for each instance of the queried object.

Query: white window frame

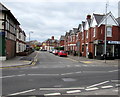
[86,30,88,38]
[93,28,96,37]
[107,26,112,37]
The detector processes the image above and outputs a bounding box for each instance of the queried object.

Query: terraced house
[0,3,26,60]
[42,36,58,51]
[64,12,120,59]
[16,27,26,55]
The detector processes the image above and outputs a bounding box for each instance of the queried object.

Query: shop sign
[93,40,98,44]
[70,44,76,46]
[108,41,120,44]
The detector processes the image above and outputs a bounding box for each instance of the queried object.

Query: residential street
[2,51,120,97]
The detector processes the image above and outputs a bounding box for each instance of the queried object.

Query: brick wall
[6,39,16,59]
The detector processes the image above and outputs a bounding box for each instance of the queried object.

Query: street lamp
[104,3,108,63]
[29,31,33,41]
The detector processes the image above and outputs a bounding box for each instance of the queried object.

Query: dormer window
[107,26,112,37]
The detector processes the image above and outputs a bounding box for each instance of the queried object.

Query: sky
[1,0,120,42]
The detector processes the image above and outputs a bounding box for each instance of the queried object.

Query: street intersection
[1,51,120,97]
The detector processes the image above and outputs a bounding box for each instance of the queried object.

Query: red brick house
[64,28,78,55]
[79,21,86,56]
[42,36,58,51]
[88,12,120,59]
[64,12,120,59]
[59,35,65,47]
[64,32,69,52]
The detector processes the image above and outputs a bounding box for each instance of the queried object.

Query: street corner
[0,59,36,69]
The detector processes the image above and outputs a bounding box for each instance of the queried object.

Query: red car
[58,51,67,57]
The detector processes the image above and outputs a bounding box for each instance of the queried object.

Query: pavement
[0,51,39,68]
[68,55,120,66]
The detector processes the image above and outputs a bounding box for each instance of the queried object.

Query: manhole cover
[62,78,77,82]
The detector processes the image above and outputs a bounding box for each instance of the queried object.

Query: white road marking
[83,71,107,73]
[116,84,120,87]
[8,89,36,96]
[75,71,82,74]
[86,81,109,88]
[85,87,99,91]
[108,70,118,72]
[0,74,26,79]
[16,74,26,77]
[113,89,119,92]
[27,74,59,76]
[111,80,120,83]
[0,75,15,79]
[101,85,113,89]
[44,92,61,96]
[75,65,81,67]
[40,87,85,90]
[66,90,81,94]
[61,71,81,75]
[61,72,74,75]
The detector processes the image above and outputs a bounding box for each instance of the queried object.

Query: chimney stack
[52,36,54,40]
[87,15,91,19]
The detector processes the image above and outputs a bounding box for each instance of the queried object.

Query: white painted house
[16,27,26,54]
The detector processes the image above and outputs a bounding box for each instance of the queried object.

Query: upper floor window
[107,26,112,37]
[86,31,88,38]
[93,28,96,37]
[82,32,84,40]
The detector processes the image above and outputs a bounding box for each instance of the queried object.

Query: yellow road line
[66,58,78,62]
[81,61,92,64]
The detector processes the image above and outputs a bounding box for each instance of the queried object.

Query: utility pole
[104,2,108,63]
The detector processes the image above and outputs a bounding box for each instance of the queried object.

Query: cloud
[2,1,119,42]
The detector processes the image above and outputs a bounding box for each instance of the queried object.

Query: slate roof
[78,24,81,31]
[69,30,73,35]
[60,35,65,41]
[93,13,105,24]
[0,3,20,25]
[116,17,120,26]
[82,21,86,28]
[73,28,78,34]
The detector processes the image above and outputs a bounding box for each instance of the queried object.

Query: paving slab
[68,55,119,66]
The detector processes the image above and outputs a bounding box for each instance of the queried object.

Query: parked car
[52,50,56,54]
[41,49,47,51]
[49,50,53,53]
[58,50,67,57]
[53,50,59,55]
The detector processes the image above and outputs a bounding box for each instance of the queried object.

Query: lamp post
[104,2,108,63]
[29,31,33,41]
